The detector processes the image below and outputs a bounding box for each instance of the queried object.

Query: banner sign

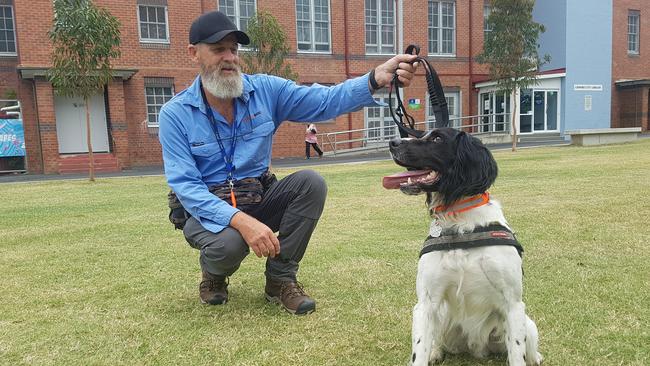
[0,119,26,157]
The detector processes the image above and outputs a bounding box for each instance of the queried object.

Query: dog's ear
[438,131,498,206]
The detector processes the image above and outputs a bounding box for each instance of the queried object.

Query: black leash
[388,45,450,138]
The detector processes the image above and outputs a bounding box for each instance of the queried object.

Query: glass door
[520,89,533,133]
[520,89,558,133]
[480,92,493,132]
[494,92,510,131]
[533,91,546,131]
[546,91,558,130]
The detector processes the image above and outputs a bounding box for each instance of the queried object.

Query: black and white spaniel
[384,127,542,366]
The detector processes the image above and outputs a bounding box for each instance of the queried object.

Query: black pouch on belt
[167,171,275,230]
[208,177,264,211]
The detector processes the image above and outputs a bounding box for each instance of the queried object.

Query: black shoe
[199,271,229,305]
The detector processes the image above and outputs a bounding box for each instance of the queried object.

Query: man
[159,10,418,315]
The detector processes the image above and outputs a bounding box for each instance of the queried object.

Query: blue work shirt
[159,72,378,233]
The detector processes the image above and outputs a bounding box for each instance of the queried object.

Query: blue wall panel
[564,0,612,131]
[534,0,567,72]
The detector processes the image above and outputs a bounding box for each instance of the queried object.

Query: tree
[240,11,298,80]
[48,0,121,181]
[476,0,549,151]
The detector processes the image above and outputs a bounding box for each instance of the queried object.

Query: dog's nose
[389,137,401,148]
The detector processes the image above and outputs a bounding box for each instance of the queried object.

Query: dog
[384,127,542,366]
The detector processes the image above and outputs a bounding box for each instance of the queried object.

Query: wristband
[369,69,381,91]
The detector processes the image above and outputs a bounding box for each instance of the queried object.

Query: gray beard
[201,68,243,99]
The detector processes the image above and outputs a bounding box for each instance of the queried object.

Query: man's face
[189,34,243,99]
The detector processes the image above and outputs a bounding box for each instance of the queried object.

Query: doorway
[520,89,559,133]
[55,93,110,154]
[479,91,511,132]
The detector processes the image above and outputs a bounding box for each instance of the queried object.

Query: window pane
[220,0,235,16]
[158,24,167,39]
[0,6,16,54]
[520,89,532,113]
[140,24,149,39]
[138,6,168,41]
[297,0,329,52]
[628,12,640,53]
[145,85,174,126]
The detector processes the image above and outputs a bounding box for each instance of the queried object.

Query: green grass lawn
[1,140,649,365]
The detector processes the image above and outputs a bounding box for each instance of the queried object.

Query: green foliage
[240,11,298,80]
[477,0,550,93]
[3,89,17,99]
[47,0,121,98]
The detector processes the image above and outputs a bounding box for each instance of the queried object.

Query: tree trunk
[85,97,95,181]
[511,90,518,152]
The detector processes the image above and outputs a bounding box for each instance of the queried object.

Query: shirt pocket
[239,120,275,167]
[242,120,275,141]
[190,141,222,160]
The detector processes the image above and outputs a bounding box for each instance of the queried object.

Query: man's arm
[260,54,419,124]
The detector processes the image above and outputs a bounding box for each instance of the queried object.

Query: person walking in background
[305,123,323,159]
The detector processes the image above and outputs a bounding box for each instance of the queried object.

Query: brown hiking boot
[199,271,228,305]
[264,278,316,315]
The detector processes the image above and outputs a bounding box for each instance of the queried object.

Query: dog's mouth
[382,170,439,194]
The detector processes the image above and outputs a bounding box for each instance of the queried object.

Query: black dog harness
[420,223,524,258]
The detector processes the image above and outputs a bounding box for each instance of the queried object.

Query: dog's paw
[526,352,543,365]
[428,347,444,364]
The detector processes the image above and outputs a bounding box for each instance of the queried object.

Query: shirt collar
[182,74,254,113]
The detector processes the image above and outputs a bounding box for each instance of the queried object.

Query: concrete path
[0,139,569,184]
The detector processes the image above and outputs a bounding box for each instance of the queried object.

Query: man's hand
[230,212,280,258]
[371,54,419,90]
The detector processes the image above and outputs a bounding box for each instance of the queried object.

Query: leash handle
[389,44,450,138]
[405,44,420,58]
[395,45,420,87]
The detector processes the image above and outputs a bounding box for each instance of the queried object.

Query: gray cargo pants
[183,169,327,282]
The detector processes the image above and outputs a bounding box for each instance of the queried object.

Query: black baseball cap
[189,11,250,45]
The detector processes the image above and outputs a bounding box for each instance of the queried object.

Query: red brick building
[0,0,494,174]
[612,0,650,130]
[0,0,647,174]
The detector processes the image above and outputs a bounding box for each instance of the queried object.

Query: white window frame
[365,93,397,143]
[296,0,331,53]
[483,3,493,41]
[628,10,640,55]
[426,91,460,129]
[365,0,396,55]
[428,0,456,56]
[0,4,17,56]
[137,5,170,44]
[219,0,256,50]
[145,85,174,127]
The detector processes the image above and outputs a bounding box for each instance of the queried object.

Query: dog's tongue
[382,170,432,189]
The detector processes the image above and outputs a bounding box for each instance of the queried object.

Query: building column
[643,87,649,131]
[34,79,60,174]
[107,79,130,169]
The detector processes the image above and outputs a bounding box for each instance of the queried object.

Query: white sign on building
[574,84,603,91]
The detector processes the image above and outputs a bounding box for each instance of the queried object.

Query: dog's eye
[433,136,443,143]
